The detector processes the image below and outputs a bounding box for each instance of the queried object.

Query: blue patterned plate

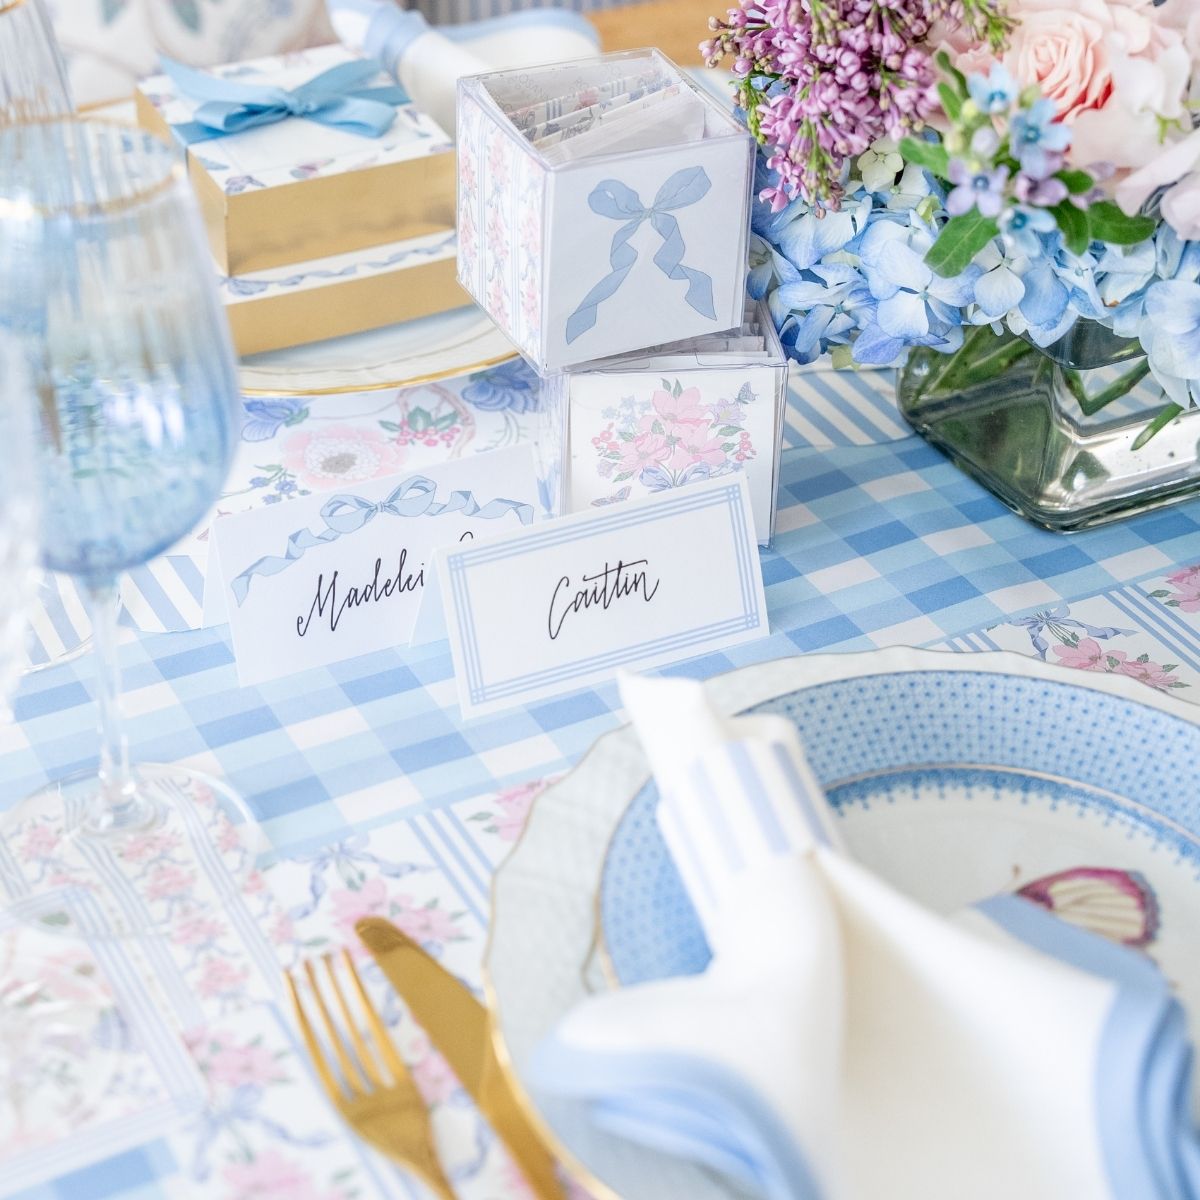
[600,670,1200,997]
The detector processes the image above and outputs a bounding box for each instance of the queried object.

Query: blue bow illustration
[160,57,410,145]
[230,475,534,606]
[1008,605,1135,659]
[565,167,717,345]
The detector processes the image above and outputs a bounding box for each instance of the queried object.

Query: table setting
[3,0,1200,1197]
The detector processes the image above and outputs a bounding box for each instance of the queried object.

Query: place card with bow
[204,446,541,686]
[136,44,456,275]
[457,50,754,373]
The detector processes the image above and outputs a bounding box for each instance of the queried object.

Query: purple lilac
[704,0,959,211]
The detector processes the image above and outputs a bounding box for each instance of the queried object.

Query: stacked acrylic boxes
[456,49,755,374]
[537,298,788,544]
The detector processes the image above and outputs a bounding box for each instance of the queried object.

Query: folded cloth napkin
[327,0,599,134]
[529,673,1200,1200]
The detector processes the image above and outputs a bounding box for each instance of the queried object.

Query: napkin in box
[136,44,456,276]
[219,229,466,358]
[530,673,1200,1200]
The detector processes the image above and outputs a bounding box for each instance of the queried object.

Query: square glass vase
[897,320,1200,531]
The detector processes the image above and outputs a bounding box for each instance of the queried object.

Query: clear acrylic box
[456,49,755,374]
[536,298,788,544]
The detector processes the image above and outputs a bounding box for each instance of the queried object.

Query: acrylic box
[137,44,456,275]
[456,50,755,374]
[537,298,788,544]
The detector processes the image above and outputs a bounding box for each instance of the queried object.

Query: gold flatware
[356,917,565,1200]
[286,950,457,1200]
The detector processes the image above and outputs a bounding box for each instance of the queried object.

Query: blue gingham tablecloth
[4,363,1200,1200]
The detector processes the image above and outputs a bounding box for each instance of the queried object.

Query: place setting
[3,0,1200,1197]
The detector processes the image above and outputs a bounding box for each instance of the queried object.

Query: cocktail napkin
[529,674,1200,1200]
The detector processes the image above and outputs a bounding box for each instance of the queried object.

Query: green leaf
[936,50,968,97]
[672,380,682,397]
[1057,169,1094,196]
[899,136,950,179]
[1051,201,1090,256]
[1087,200,1157,246]
[938,82,963,123]
[409,407,430,432]
[434,412,458,431]
[924,210,1000,277]
[379,420,401,432]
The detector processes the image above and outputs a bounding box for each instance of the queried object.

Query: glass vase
[896,320,1200,531]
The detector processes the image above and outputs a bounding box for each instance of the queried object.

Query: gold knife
[355,917,566,1199]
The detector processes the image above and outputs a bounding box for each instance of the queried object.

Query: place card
[208,447,540,686]
[437,473,767,718]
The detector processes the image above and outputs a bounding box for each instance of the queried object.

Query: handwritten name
[548,558,660,641]
[297,552,423,637]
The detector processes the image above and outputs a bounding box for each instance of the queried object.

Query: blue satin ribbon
[231,475,534,606]
[565,167,717,345]
[160,56,410,145]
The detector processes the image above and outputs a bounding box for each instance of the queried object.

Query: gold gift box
[136,44,456,276]
[222,230,467,358]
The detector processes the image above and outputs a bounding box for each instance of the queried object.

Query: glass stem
[83,580,152,834]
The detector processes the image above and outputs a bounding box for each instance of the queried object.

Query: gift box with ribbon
[457,50,754,374]
[535,297,787,544]
[136,44,457,276]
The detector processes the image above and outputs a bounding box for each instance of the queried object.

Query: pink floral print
[281,426,405,490]
[223,1151,345,1200]
[1052,638,1185,692]
[1152,564,1200,613]
[595,378,759,491]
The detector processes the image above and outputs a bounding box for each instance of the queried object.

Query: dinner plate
[238,303,517,396]
[484,649,1200,1200]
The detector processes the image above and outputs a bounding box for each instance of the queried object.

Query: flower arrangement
[703,0,1200,427]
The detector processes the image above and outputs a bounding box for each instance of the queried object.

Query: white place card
[209,447,540,686]
[437,473,767,718]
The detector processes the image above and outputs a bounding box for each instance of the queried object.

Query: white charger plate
[484,649,1200,1200]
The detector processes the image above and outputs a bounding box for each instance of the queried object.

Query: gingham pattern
[6,371,1200,1199]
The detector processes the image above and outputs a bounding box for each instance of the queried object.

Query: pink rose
[281,426,405,490]
[945,0,1191,171]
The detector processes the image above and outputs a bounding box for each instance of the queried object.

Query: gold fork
[287,950,457,1200]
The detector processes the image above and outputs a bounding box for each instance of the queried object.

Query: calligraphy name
[548,558,661,641]
[297,552,423,637]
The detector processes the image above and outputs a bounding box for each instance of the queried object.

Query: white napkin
[327,0,598,136]
[529,673,1200,1200]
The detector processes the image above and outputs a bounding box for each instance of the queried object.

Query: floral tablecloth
[5,359,1200,1200]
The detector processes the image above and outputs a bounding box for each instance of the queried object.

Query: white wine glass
[0,119,261,938]
[0,0,72,124]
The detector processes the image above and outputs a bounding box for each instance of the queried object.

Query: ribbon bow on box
[565,166,717,346]
[231,475,534,606]
[160,57,411,145]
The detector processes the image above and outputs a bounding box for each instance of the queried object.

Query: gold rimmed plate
[239,304,517,397]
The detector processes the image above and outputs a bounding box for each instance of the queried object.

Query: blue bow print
[565,167,717,345]
[1008,605,1135,659]
[160,57,410,145]
[231,475,534,606]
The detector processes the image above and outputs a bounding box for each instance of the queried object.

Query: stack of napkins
[530,673,1200,1200]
